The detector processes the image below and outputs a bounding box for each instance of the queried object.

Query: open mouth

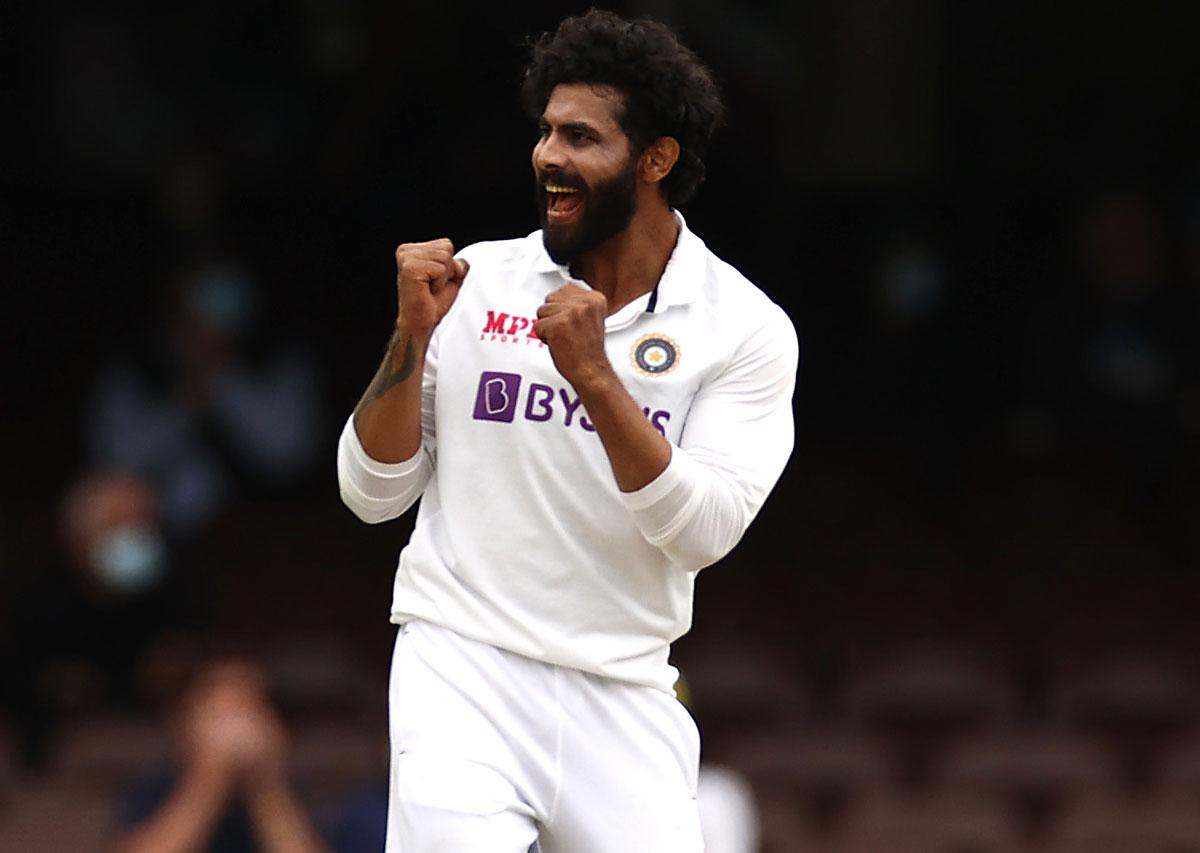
[544,183,585,223]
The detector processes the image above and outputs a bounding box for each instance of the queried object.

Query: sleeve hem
[340,417,426,477]
[619,446,690,511]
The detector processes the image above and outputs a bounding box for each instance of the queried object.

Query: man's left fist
[536,285,610,387]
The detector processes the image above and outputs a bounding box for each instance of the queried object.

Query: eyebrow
[540,119,602,137]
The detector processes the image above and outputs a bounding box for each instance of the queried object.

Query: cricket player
[337,10,799,851]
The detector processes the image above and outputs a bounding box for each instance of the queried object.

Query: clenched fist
[536,285,611,387]
[395,238,469,334]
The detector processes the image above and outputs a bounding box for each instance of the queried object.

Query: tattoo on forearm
[354,334,416,420]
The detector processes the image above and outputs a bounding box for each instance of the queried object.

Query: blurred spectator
[697,764,761,853]
[324,783,388,853]
[1173,171,1200,456]
[3,472,201,772]
[110,656,328,853]
[869,224,976,495]
[674,672,765,853]
[88,255,321,537]
[876,236,949,333]
[1017,186,1183,505]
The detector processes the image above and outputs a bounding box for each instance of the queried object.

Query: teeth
[545,185,579,194]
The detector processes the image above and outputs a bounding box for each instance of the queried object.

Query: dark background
[2,1,1199,847]
[6,0,1197,648]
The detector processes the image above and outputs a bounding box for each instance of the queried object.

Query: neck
[572,197,680,315]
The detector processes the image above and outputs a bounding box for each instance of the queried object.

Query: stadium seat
[1046,791,1200,853]
[0,721,15,807]
[51,713,170,794]
[725,727,895,797]
[1048,649,1200,733]
[1150,728,1200,793]
[840,642,1018,731]
[936,727,1118,830]
[288,719,388,808]
[828,791,1024,853]
[0,783,113,853]
[260,633,382,717]
[721,726,894,848]
[676,640,808,738]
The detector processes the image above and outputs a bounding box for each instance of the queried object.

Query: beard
[536,156,639,266]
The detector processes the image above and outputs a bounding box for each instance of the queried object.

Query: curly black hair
[521,9,725,207]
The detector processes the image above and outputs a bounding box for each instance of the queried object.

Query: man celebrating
[337,10,798,852]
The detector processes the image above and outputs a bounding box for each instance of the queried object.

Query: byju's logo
[472,371,673,436]
[473,371,521,422]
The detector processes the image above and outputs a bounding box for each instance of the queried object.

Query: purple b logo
[473,371,522,422]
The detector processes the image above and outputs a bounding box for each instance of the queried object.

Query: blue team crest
[632,334,680,376]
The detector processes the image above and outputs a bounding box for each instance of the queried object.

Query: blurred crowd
[2,182,1197,851]
[4,2,1199,851]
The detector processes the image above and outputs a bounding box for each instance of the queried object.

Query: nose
[532,132,566,174]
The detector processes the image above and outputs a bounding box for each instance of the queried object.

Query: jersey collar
[531,210,705,314]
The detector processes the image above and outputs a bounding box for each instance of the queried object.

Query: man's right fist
[395,238,469,334]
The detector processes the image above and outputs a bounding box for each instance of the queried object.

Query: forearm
[109,770,232,853]
[572,364,672,492]
[246,778,329,853]
[619,451,751,570]
[601,314,799,570]
[578,372,748,569]
[352,324,430,464]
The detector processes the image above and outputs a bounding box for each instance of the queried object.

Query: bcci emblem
[631,334,680,376]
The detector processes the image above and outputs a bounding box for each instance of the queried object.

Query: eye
[537,121,551,139]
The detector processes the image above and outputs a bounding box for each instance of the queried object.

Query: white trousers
[386,620,703,853]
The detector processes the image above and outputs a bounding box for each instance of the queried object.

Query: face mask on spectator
[91,526,166,594]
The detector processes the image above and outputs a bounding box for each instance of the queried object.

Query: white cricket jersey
[338,212,798,692]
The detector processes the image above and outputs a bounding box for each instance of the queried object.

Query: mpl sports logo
[473,371,672,436]
[479,310,545,347]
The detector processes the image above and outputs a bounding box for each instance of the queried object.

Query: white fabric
[338,212,798,691]
[697,765,761,853]
[386,620,702,853]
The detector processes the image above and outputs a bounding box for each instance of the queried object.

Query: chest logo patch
[632,334,680,376]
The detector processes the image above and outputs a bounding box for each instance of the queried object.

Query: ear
[640,137,681,185]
